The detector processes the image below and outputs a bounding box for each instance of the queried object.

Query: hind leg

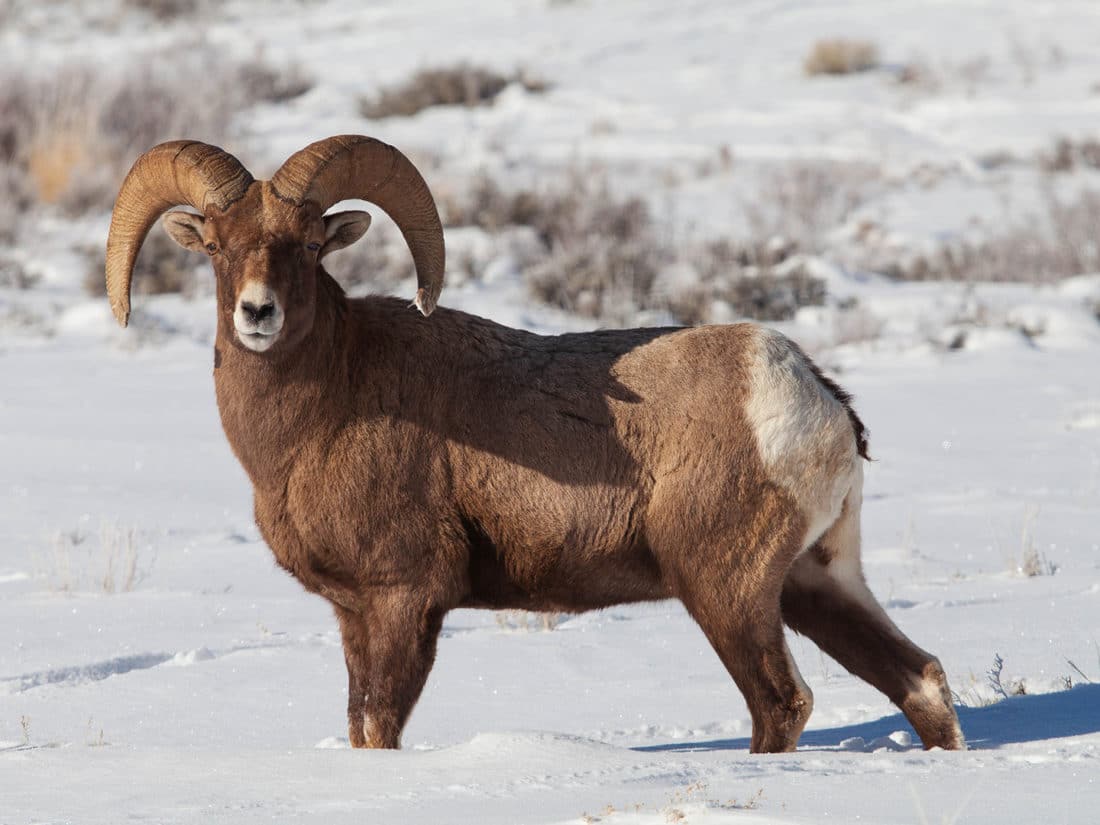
[689,597,814,753]
[671,494,815,753]
[781,483,965,750]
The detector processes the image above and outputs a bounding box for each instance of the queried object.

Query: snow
[3,0,1100,822]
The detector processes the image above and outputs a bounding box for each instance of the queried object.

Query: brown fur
[133,176,963,753]
[781,487,965,750]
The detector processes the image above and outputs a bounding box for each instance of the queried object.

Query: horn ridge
[105,141,253,326]
[271,135,445,316]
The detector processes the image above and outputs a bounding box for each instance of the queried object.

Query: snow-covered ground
[2,1,1100,823]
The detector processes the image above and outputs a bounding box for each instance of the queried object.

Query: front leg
[335,606,371,748]
[336,596,447,749]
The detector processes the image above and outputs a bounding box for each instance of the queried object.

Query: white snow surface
[2,1,1100,823]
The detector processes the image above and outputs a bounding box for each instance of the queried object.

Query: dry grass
[1037,135,1100,174]
[896,54,992,97]
[804,38,879,76]
[745,161,877,253]
[0,51,311,217]
[0,251,36,289]
[443,169,827,325]
[322,216,416,296]
[122,0,201,20]
[0,62,226,215]
[520,176,662,322]
[83,229,206,298]
[1013,507,1059,578]
[830,302,886,346]
[361,63,547,119]
[439,172,558,231]
[331,164,828,326]
[858,187,1100,284]
[666,243,826,325]
[237,57,314,104]
[0,132,34,250]
[494,611,563,632]
[440,168,662,322]
[41,522,151,594]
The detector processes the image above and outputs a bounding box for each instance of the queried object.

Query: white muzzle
[234,281,284,352]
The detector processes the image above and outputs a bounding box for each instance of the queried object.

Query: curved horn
[270,135,445,316]
[105,141,254,327]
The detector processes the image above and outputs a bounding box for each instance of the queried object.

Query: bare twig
[1065,659,1093,684]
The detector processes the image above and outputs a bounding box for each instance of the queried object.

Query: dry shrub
[83,229,205,298]
[444,170,826,325]
[893,54,993,99]
[361,63,547,119]
[667,241,826,325]
[445,170,663,322]
[860,188,1100,284]
[977,150,1018,171]
[0,251,37,289]
[894,59,936,89]
[0,167,33,245]
[0,51,312,217]
[237,57,314,104]
[439,173,552,232]
[745,161,877,253]
[1037,136,1100,174]
[831,301,886,346]
[526,234,661,321]
[122,0,200,20]
[322,217,416,296]
[27,134,85,204]
[1,62,224,214]
[804,39,879,76]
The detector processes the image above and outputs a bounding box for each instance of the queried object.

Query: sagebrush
[804,38,879,76]
[442,169,827,325]
[83,230,206,298]
[361,63,547,119]
[0,51,311,217]
[852,186,1100,283]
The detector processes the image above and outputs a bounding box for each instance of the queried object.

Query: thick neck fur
[213,269,350,491]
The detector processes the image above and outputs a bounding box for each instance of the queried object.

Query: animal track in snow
[0,640,298,695]
[0,652,176,694]
[0,632,340,695]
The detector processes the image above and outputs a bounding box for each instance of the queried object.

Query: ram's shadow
[634,684,1100,753]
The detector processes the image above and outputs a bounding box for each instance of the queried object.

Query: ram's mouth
[237,329,280,352]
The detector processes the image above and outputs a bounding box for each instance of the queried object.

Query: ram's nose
[234,282,284,352]
[240,299,276,325]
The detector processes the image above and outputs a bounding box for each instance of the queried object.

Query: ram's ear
[162,211,207,253]
[321,210,371,258]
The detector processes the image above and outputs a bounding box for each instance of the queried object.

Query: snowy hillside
[2,1,1099,823]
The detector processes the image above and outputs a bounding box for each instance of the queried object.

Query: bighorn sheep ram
[106,135,964,753]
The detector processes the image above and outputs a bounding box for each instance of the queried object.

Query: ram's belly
[457,476,667,611]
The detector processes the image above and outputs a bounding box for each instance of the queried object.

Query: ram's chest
[251,442,444,609]
[249,485,356,609]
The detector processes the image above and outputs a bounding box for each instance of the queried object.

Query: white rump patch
[743,328,859,546]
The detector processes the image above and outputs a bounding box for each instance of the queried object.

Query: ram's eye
[205,242,218,254]
[306,242,321,252]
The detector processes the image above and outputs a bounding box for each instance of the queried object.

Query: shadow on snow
[634,683,1100,753]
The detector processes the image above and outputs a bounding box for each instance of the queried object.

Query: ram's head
[105,136,445,353]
